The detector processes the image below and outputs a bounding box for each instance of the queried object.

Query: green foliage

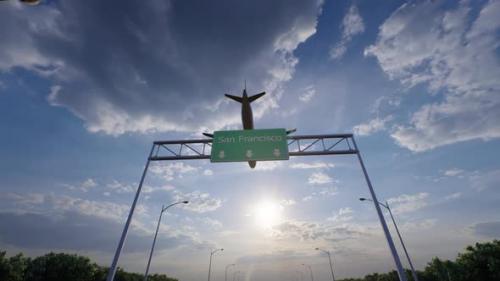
[336,240,500,281]
[0,251,178,281]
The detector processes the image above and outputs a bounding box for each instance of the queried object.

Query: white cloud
[172,190,222,213]
[289,161,334,169]
[0,192,132,222]
[353,115,393,136]
[366,1,500,152]
[308,171,333,185]
[299,85,316,102]
[444,192,462,201]
[401,218,437,231]
[330,5,365,60]
[444,168,464,177]
[150,162,198,181]
[0,1,323,136]
[198,217,223,229]
[469,169,500,191]
[254,161,284,171]
[280,199,296,207]
[81,178,97,191]
[328,207,354,222]
[302,195,313,202]
[271,219,368,242]
[142,184,175,194]
[65,178,97,193]
[302,186,338,202]
[387,192,429,214]
[203,169,213,176]
[106,180,135,194]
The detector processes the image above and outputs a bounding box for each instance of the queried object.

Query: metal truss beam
[150,133,357,161]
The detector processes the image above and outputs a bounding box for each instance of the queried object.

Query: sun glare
[253,200,283,229]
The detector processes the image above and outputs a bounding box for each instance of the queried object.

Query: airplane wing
[225,94,243,103]
[248,92,265,103]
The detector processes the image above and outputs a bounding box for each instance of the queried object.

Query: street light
[144,200,189,281]
[225,264,235,281]
[302,264,314,281]
[360,198,419,281]
[315,248,336,281]
[208,248,224,281]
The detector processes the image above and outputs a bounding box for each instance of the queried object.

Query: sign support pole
[351,137,407,281]
[106,144,155,281]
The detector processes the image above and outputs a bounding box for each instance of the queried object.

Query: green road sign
[211,128,289,162]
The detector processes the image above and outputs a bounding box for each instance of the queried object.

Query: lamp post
[352,138,407,281]
[302,264,314,281]
[315,248,335,281]
[144,200,189,281]
[360,198,419,281]
[225,264,235,281]
[208,248,224,281]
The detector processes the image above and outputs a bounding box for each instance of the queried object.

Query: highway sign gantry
[210,128,289,162]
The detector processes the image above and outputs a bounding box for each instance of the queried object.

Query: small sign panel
[211,129,289,162]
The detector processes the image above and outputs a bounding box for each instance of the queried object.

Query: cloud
[444,192,462,201]
[469,169,500,191]
[366,1,500,152]
[280,199,296,206]
[0,0,323,135]
[307,171,333,185]
[0,192,211,252]
[64,178,98,192]
[443,168,465,177]
[289,161,334,169]
[299,85,316,102]
[328,207,354,222]
[106,179,135,194]
[330,4,365,59]
[471,221,500,238]
[271,219,368,242]
[203,169,213,176]
[142,184,175,194]
[353,115,393,136]
[0,211,195,253]
[302,186,338,202]
[387,192,429,214]
[150,162,198,181]
[254,161,284,171]
[172,190,222,213]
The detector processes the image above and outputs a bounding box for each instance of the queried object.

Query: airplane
[204,88,296,169]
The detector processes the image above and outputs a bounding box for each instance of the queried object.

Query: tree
[24,252,97,281]
[0,251,29,281]
[455,240,500,281]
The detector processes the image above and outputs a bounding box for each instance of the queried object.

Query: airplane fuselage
[224,89,266,169]
[241,93,254,130]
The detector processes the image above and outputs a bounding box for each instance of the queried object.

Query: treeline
[340,240,500,281]
[0,251,177,281]
[1,240,500,281]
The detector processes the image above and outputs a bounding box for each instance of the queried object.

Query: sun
[252,199,283,229]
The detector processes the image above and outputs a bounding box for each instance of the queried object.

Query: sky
[0,0,500,280]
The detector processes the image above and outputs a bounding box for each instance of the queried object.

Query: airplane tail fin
[248,92,265,103]
[225,94,243,103]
